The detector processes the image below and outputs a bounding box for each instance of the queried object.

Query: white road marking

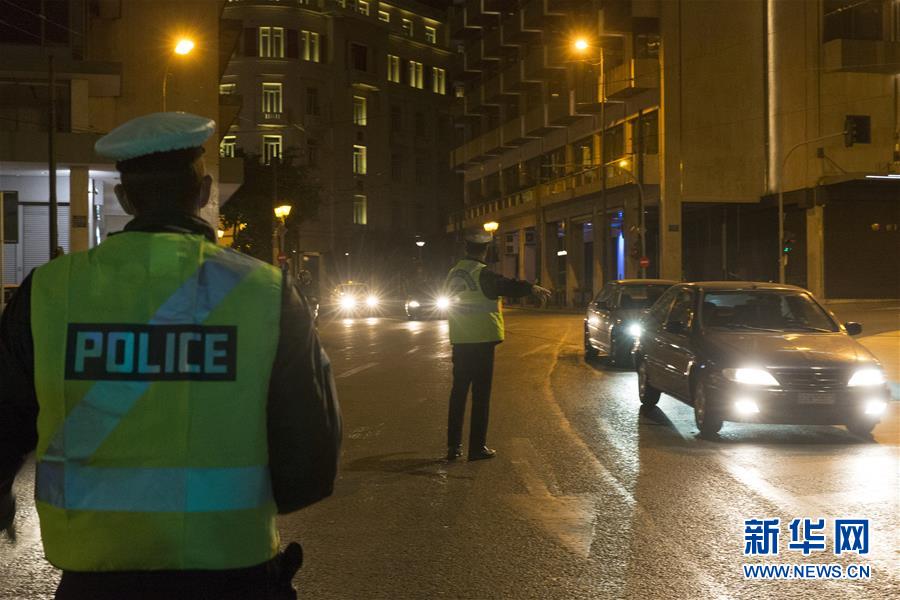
[406,346,420,355]
[336,362,378,379]
[521,343,553,357]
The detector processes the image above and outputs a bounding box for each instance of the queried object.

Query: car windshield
[701,291,838,332]
[339,284,368,296]
[616,285,671,309]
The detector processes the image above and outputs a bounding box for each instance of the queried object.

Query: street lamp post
[162,38,195,112]
[483,221,499,269]
[273,204,291,268]
[415,238,425,263]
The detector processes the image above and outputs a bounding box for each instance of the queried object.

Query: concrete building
[448,0,900,304]
[1,0,240,299]
[220,0,455,286]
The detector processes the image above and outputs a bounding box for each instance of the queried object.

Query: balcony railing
[823,39,900,74]
[606,58,659,98]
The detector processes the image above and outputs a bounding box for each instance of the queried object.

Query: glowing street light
[415,240,426,248]
[174,38,195,55]
[573,38,590,53]
[618,159,630,169]
[483,221,499,233]
[274,205,292,220]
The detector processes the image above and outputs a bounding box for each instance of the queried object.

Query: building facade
[1,0,239,297]
[221,0,455,287]
[448,0,900,303]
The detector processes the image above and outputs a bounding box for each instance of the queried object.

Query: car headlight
[408,300,420,308]
[722,368,780,386]
[366,295,379,308]
[848,368,886,387]
[626,323,642,337]
[340,296,356,309]
[436,296,450,310]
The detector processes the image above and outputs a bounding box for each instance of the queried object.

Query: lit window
[454,83,465,98]
[262,135,282,164]
[357,0,369,16]
[387,54,401,83]
[353,95,367,126]
[301,30,321,62]
[261,82,283,115]
[219,135,237,158]
[378,10,389,22]
[219,83,236,95]
[259,27,285,58]
[353,195,367,225]
[401,18,413,37]
[425,26,436,44]
[432,67,446,95]
[353,145,367,175]
[408,60,423,89]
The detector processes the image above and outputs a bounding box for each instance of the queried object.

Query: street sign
[639,257,650,269]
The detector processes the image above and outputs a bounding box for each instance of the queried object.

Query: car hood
[702,330,876,368]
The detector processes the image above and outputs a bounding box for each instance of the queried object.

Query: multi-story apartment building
[221,0,455,285]
[449,0,900,304]
[1,0,240,296]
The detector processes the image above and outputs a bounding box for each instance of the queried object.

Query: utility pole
[598,48,607,290]
[48,55,58,260]
[636,108,646,278]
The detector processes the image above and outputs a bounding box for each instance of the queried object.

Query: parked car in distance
[585,279,677,365]
[633,282,890,437]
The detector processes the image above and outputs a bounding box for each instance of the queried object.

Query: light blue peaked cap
[95,112,216,161]
[465,232,493,244]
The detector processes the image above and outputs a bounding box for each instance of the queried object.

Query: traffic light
[844,115,871,147]
[782,238,795,255]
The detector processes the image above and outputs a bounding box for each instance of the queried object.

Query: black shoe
[468,446,496,461]
[446,445,463,461]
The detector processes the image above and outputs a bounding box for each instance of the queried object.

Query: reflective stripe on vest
[31,233,282,571]
[446,259,504,344]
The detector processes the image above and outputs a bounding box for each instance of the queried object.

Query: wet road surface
[2,311,898,599]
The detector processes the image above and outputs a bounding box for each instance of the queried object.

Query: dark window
[615,284,671,310]
[391,105,402,131]
[243,27,258,57]
[391,153,402,181]
[350,43,368,71]
[824,0,884,41]
[306,87,319,115]
[2,191,19,242]
[414,111,425,137]
[666,290,696,329]
[286,29,299,58]
[644,286,679,330]
[603,123,625,163]
[0,0,70,45]
[415,157,426,185]
[307,139,318,167]
[639,111,659,155]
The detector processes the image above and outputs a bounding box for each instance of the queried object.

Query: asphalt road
[1,311,898,599]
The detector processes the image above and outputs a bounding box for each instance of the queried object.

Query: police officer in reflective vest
[0,113,341,599]
[445,232,550,461]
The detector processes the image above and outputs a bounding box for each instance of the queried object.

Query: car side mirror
[844,322,862,336]
[664,320,688,335]
[594,301,608,311]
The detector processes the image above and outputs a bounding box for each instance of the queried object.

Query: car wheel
[845,418,877,438]
[637,360,661,406]
[584,328,598,360]
[693,381,723,437]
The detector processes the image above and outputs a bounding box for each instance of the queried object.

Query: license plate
[797,392,835,405]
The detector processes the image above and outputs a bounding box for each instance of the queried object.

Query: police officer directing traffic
[0,112,341,599]
[445,232,551,461]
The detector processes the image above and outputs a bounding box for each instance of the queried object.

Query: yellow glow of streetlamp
[483,221,499,233]
[573,38,590,53]
[174,38,195,56]
[216,229,225,239]
[274,205,292,219]
[618,159,630,169]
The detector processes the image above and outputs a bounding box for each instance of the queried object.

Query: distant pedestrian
[0,112,341,599]
[445,232,551,461]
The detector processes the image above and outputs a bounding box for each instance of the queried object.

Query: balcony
[523,45,566,80]
[502,10,541,43]
[482,73,504,104]
[823,39,900,75]
[547,92,583,125]
[257,110,288,125]
[218,94,243,142]
[464,0,503,27]
[501,116,535,147]
[523,0,566,30]
[524,105,561,135]
[606,58,659,99]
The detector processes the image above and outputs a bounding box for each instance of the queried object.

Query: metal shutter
[22,205,70,278]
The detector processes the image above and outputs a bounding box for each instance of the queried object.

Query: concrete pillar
[806,204,825,298]
[659,0,683,281]
[623,195,640,278]
[517,226,527,280]
[566,220,584,307]
[539,217,556,291]
[70,79,90,133]
[69,166,90,253]
[591,204,604,295]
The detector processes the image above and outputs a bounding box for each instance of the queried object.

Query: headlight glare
[848,368,886,387]
[339,296,356,309]
[722,368,780,386]
[365,295,379,308]
[864,399,887,416]
[626,323,642,337]
[436,296,450,310]
[408,300,420,308]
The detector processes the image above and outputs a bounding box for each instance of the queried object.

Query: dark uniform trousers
[447,342,497,451]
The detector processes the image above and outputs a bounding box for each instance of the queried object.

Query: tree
[220,150,320,262]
